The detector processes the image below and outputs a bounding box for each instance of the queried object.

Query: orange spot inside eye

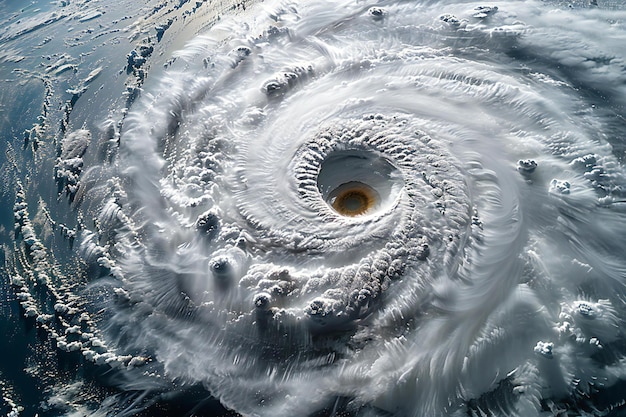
[328,182,378,217]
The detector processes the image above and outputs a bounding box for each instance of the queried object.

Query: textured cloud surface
[2,1,626,416]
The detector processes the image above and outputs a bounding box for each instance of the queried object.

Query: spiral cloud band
[4,0,626,416]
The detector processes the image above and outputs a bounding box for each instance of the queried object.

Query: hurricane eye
[316,149,403,218]
[328,181,379,217]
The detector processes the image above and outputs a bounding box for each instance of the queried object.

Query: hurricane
[2,0,626,416]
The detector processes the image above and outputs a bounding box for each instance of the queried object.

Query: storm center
[316,149,403,217]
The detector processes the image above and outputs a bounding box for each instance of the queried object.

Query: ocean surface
[1,0,626,416]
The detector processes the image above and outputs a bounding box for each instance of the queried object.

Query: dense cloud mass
[1,1,626,416]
